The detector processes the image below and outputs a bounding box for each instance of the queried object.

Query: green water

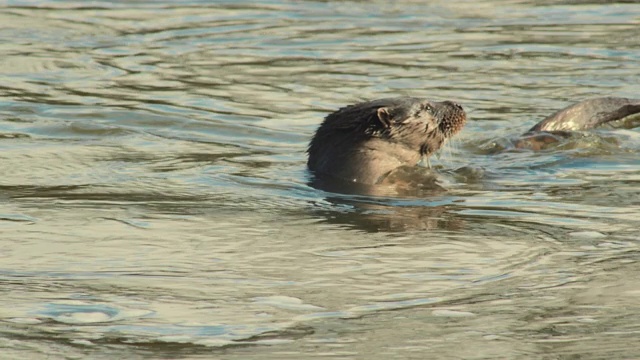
[1,1,639,359]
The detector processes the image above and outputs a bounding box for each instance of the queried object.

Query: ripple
[37,302,153,324]
[1,0,640,359]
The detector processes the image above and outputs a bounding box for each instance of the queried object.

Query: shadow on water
[307,165,467,232]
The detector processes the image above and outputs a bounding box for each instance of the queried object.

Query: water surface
[1,1,640,359]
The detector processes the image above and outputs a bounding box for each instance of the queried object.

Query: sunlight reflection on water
[1,0,639,359]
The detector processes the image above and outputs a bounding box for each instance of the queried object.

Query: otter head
[307,97,466,185]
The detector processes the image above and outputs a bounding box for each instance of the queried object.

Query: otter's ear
[376,107,392,128]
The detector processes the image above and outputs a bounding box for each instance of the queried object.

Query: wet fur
[308,97,466,185]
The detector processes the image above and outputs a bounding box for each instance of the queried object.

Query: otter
[515,97,640,150]
[307,97,467,185]
[527,97,640,133]
[308,96,640,187]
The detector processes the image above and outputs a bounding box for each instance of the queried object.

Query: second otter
[307,97,467,185]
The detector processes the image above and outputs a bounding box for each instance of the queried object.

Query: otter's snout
[436,101,467,137]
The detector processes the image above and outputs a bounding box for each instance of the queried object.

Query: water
[1,1,639,359]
